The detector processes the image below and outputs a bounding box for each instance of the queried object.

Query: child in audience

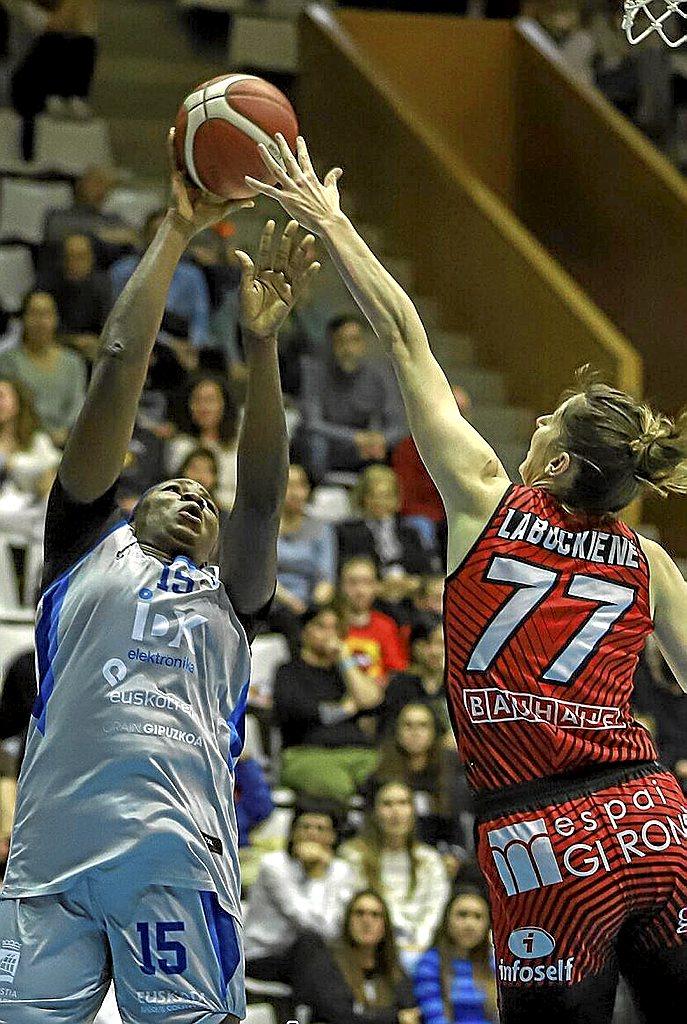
[338,556,408,686]
[413,886,498,1024]
[339,780,449,967]
[292,889,420,1024]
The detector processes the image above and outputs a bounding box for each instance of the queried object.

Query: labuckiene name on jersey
[498,508,640,568]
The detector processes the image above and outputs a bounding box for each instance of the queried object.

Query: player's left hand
[245,134,344,236]
[234,219,320,340]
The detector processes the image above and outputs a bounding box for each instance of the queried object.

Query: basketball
[173,74,299,200]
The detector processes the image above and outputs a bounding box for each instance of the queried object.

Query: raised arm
[641,537,687,693]
[59,133,252,503]
[219,220,320,615]
[246,136,511,567]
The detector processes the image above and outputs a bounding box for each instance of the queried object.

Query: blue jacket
[234,757,273,846]
[413,948,492,1024]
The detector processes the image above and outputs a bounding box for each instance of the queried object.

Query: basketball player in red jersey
[248,136,687,1023]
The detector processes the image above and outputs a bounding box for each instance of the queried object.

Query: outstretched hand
[167,128,254,237]
[245,134,344,236]
[235,219,320,341]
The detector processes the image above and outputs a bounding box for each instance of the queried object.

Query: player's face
[446,894,490,954]
[374,783,415,842]
[519,398,572,485]
[347,894,386,948]
[135,478,220,564]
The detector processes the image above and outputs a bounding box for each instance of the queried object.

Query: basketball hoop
[623,1,687,46]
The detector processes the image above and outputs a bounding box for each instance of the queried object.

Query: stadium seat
[0,177,73,245]
[307,485,352,523]
[0,108,25,174]
[0,244,35,312]
[248,634,290,707]
[245,1004,277,1024]
[102,186,165,231]
[33,115,114,177]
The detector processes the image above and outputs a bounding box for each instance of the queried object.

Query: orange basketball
[174,74,298,201]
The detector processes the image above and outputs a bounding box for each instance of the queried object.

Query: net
[623,1,687,46]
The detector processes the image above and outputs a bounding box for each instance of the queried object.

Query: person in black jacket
[337,465,435,578]
[291,889,419,1024]
[0,649,36,776]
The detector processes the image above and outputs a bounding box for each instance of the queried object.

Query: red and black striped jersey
[444,484,658,792]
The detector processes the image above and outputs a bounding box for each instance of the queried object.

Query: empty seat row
[0,108,113,178]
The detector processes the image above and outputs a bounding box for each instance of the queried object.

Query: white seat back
[0,178,73,244]
[0,244,35,312]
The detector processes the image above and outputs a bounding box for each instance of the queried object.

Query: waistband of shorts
[474,759,664,822]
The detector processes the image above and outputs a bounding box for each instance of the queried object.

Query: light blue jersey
[1,519,251,923]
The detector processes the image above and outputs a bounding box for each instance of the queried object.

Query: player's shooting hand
[245,134,344,236]
[234,219,320,340]
[167,128,254,238]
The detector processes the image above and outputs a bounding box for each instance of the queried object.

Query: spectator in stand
[362,705,466,860]
[165,372,240,509]
[291,890,419,1024]
[0,375,60,513]
[0,648,36,774]
[234,751,273,848]
[42,166,137,274]
[273,604,381,801]
[269,463,337,648]
[11,0,100,159]
[633,634,687,780]
[338,555,409,686]
[340,780,450,967]
[0,291,86,447]
[244,799,356,981]
[391,387,470,565]
[296,315,406,484]
[177,445,219,500]
[39,233,111,365]
[111,209,212,355]
[412,886,497,1024]
[379,622,448,738]
[339,465,436,580]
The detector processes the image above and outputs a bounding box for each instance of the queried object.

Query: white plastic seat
[33,115,114,176]
[0,178,73,244]
[101,187,164,231]
[248,633,290,707]
[0,245,35,312]
[307,485,352,523]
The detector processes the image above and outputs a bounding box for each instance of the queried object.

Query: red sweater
[392,435,445,522]
[345,610,408,686]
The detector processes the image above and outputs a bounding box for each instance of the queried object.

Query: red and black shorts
[475,760,687,1024]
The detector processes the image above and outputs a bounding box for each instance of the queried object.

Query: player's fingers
[294,260,321,302]
[256,143,291,187]
[274,220,299,274]
[289,233,317,279]
[296,136,316,177]
[323,167,344,188]
[275,133,302,179]
[255,220,276,274]
[233,249,255,284]
[244,176,283,201]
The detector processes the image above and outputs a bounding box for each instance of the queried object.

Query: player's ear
[546,452,571,478]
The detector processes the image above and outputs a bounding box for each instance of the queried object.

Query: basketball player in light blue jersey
[0,132,321,1023]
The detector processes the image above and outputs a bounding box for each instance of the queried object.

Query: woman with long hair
[413,887,497,1024]
[292,889,419,1024]
[340,780,449,965]
[0,375,59,512]
[166,371,240,508]
[363,703,465,855]
[252,134,687,1023]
